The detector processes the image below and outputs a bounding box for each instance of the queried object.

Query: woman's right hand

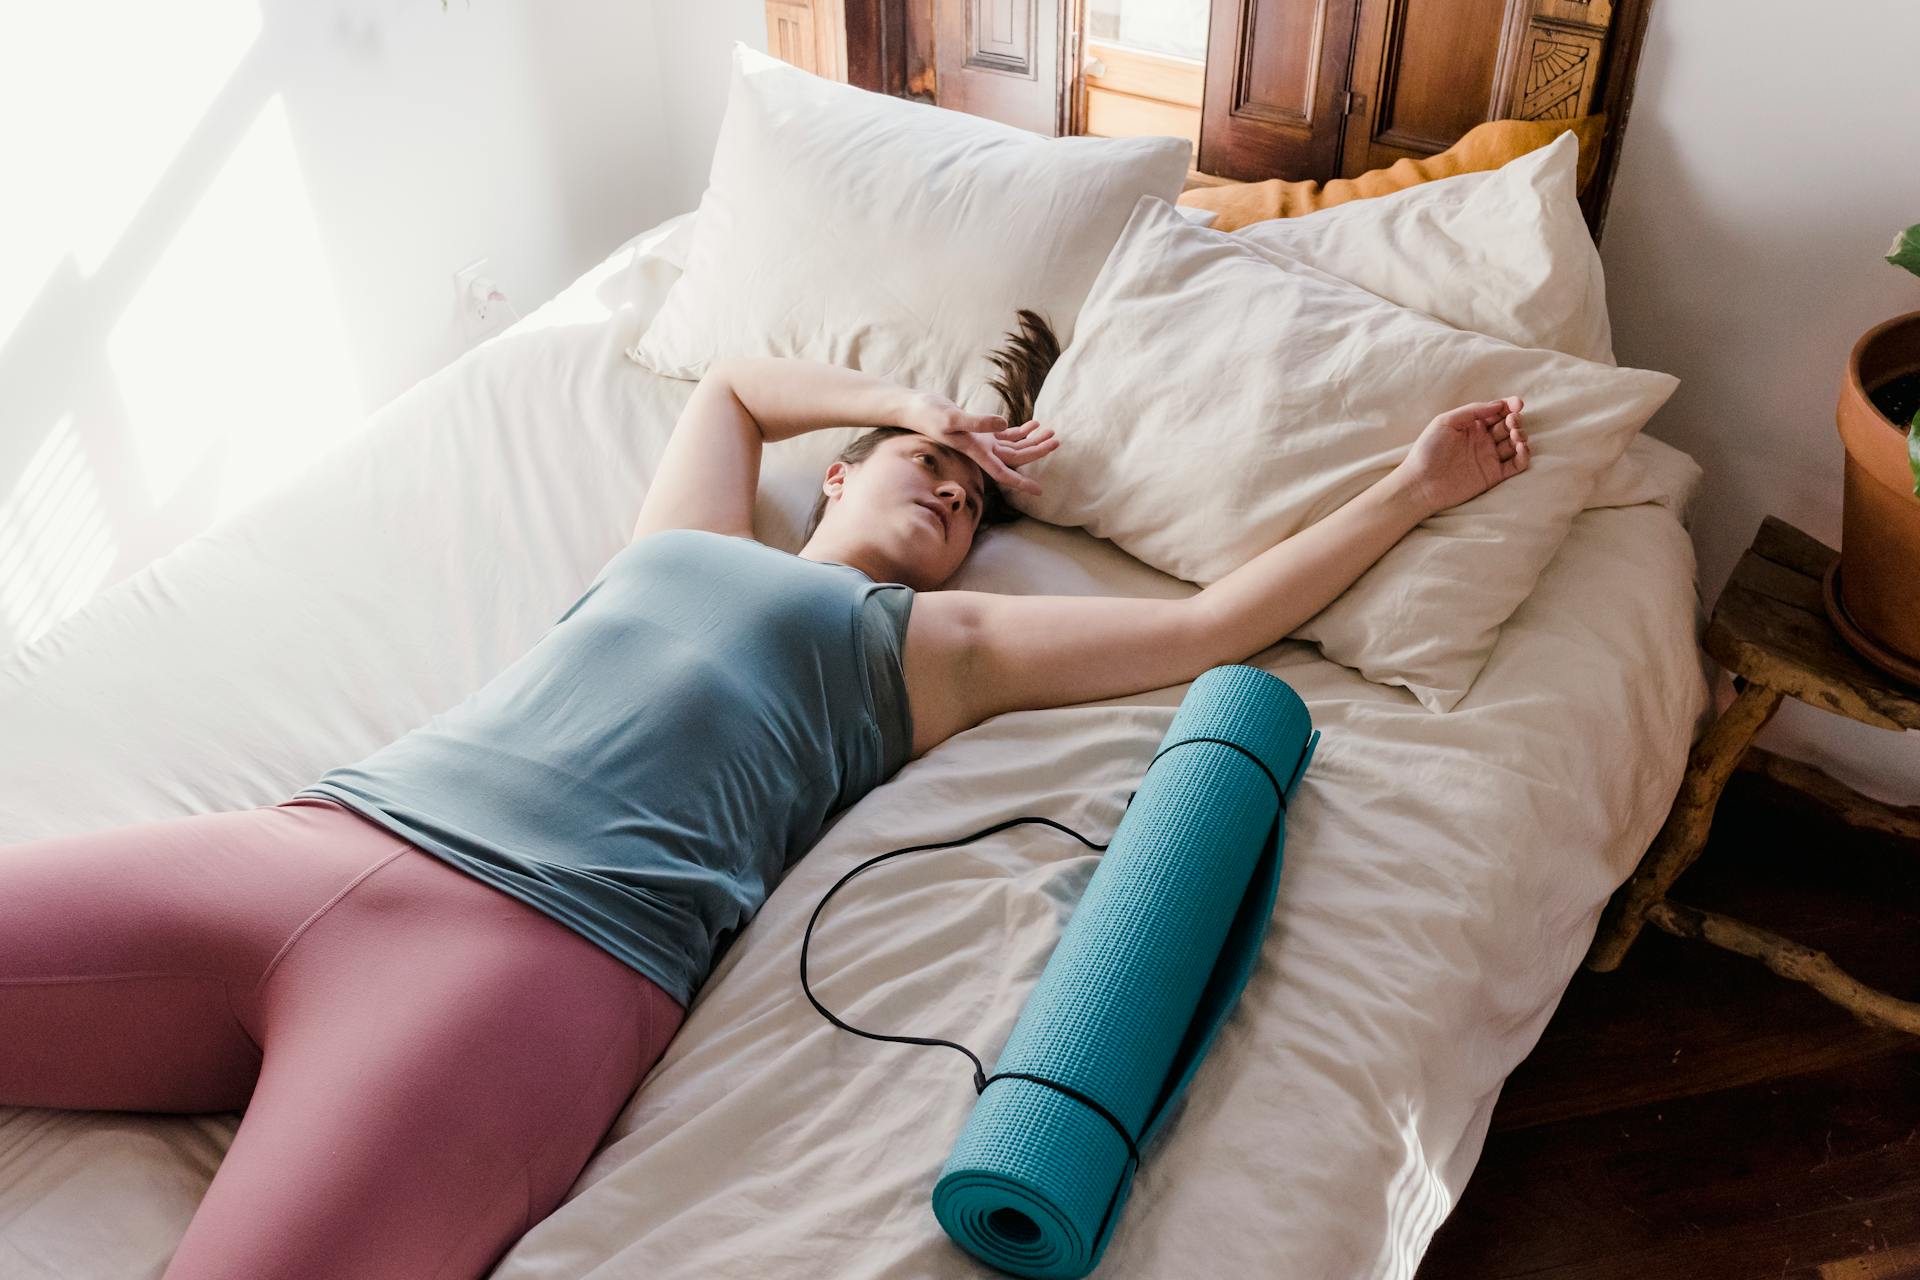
[897,390,1057,496]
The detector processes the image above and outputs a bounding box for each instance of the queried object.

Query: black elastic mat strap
[801,814,1114,1091]
[799,734,1295,1176]
[978,1070,1143,1169]
[1145,736,1288,815]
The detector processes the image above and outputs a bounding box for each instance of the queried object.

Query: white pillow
[1235,130,1614,365]
[627,42,1192,403]
[1017,195,1679,712]
[651,211,697,272]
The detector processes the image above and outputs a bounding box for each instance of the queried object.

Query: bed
[0,204,1714,1278]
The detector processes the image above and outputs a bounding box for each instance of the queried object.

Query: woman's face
[819,435,987,590]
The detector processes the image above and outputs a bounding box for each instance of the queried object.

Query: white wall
[1600,0,1920,803]
[1,0,683,654]
[650,4,770,215]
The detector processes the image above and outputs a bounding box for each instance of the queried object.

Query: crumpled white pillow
[1017,195,1680,712]
[626,42,1192,403]
[1235,129,1615,365]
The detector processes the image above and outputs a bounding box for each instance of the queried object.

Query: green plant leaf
[1890,224,1920,278]
[1910,407,1920,498]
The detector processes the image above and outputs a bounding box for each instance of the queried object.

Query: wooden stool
[1584,516,1920,1033]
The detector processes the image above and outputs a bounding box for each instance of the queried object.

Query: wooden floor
[1415,766,1920,1280]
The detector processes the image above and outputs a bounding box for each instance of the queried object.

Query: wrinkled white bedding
[0,210,1712,1279]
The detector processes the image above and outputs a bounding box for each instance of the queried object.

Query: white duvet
[0,211,1713,1279]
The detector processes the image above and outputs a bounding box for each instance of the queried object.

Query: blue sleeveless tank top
[295,529,916,1009]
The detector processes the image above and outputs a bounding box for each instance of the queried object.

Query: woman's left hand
[1397,396,1530,516]
[897,389,1058,496]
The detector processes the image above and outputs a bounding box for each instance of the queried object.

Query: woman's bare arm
[632,359,922,542]
[1201,396,1531,661]
[720,357,920,443]
[1192,469,1431,673]
[948,471,1429,722]
[951,399,1529,723]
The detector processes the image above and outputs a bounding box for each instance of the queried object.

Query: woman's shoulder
[624,526,759,554]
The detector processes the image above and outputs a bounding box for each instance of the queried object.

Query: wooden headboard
[775,0,1656,242]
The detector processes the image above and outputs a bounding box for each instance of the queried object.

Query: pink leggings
[0,795,687,1279]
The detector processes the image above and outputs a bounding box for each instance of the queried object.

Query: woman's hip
[0,795,685,1073]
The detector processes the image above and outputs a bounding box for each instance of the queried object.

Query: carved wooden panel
[1495,0,1613,121]
[934,0,1068,134]
[1339,0,1615,178]
[1511,22,1604,117]
[970,0,1036,74]
[1199,0,1363,181]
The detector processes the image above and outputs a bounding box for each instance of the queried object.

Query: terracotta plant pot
[1828,308,1920,684]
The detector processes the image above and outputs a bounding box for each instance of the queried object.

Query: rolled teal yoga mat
[932,664,1317,1279]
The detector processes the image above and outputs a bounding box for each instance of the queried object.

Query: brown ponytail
[981,307,1062,438]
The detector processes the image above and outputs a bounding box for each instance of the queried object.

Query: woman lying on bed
[0,308,1526,1280]
[668,308,1529,763]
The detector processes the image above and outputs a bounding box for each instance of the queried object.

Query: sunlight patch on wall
[106,92,364,524]
[0,1,260,348]
[0,414,118,649]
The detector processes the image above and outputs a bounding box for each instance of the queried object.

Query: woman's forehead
[898,436,985,494]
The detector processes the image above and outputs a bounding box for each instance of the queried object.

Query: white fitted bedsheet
[0,210,1713,1279]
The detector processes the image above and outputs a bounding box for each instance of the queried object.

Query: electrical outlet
[454,258,490,316]
[453,258,512,339]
